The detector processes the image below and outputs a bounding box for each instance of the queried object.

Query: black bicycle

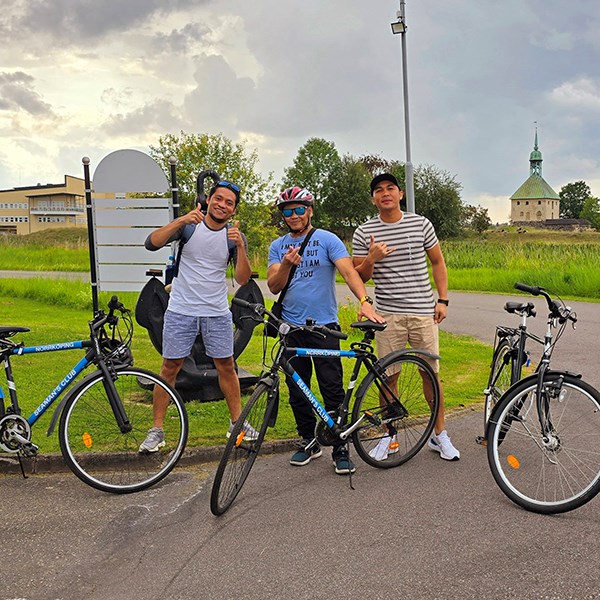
[480,293,540,442]
[211,298,441,515]
[0,296,188,493]
[487,283,600,514]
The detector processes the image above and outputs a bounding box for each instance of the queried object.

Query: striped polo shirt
[352,212,439,316]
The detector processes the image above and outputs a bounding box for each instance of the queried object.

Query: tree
[580,196,600,231]
[282,138,342,227]
[413,165,463,239]
[462,204,491,234]
[149,131,277,254]
[559,181,591,219]
[322,155,374,240]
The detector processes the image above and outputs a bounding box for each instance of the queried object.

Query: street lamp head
[391,20,406,35]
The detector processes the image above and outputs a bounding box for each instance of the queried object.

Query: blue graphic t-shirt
[268,228,349,326]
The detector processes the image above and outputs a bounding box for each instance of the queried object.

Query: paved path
[2,408,600,600]
[2,272,600,599]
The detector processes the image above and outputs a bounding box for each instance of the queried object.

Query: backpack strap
[172,223,237,279]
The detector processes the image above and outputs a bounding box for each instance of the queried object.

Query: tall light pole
[391,0,415,213]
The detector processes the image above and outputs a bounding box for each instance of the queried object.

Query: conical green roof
[510,174,559,200]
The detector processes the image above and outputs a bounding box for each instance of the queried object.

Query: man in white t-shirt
[140,180,252,452]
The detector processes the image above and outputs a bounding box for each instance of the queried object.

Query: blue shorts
[162,310,234,360]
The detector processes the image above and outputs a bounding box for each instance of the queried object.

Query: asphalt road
[2,276,599,599]
[2,408,600,600]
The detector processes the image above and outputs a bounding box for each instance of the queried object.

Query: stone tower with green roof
[510,129,560,223]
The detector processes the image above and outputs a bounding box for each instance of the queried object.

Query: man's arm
[335,257,385,323]
[145,206,204,251]
[228,222,252,285]
[352,234,396,282]
[426,243,449,324]
[267,245,301,294]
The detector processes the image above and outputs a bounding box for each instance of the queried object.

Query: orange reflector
[235,431,246,447]
[507,454,520,469]
[82,432,93,449]
[389,441,400,451]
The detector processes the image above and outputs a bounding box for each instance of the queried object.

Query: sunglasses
[216,180,240,193]
[282,206,307,217]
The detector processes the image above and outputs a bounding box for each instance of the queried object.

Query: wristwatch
[437,298,449,306]
[359,295,374,305]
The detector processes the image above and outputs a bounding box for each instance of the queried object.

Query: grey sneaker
[139,427,165,453]
[226,419,259,441]
[332,447,356,475]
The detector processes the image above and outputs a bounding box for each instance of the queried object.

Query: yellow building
[0,175,86,235]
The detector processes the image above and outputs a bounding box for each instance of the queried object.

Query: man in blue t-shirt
[268,186,384,475]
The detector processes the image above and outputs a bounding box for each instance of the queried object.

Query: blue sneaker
[290,439,322,466]
[332,447,356,475]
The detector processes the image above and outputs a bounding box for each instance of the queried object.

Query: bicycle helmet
[275,186,314,209]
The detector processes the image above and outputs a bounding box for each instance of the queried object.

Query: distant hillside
[0,227,88,248]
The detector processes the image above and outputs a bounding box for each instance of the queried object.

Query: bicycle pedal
[475,435,488,446]
[23,442,40,457]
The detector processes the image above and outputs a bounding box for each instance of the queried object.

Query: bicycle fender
[487,369,582,426]
[46,369,103,436]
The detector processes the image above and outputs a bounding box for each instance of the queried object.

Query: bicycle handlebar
[231,297,349,340]
[514,283,577,324]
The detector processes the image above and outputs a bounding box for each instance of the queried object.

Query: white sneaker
[226,419,259,441]
[368,434,399,461]
[428,430,460,461]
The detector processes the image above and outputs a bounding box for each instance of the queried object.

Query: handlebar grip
[321,326,348,341]
[107,295,125,313]
[232,297,252,309]
[514,282,541,296]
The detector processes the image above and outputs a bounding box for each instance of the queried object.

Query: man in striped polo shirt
[352,173,460,461]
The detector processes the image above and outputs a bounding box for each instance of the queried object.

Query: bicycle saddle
[0,326,30,339]
[504,302,536,317]
[350,321,388,332]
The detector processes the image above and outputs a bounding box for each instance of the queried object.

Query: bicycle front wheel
[484,339,517,432]
[210,380,276,516]
[352,352,440,468]
[59,367,188,494]
[487,373,600,514]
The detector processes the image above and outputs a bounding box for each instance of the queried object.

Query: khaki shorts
[376,314,440,373]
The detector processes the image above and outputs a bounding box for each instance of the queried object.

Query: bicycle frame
[5,339,94,427]
[281,345,376,440]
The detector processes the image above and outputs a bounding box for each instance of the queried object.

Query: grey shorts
[162,310,234,360]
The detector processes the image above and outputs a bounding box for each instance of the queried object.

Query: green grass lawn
[1,290,490,453]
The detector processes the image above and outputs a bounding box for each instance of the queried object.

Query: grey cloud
[152,23,212,54]
[8,0,211,42]
[102,98,183,137]
[0,71,54,116]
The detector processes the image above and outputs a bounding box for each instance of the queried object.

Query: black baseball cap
[370,173,400,195]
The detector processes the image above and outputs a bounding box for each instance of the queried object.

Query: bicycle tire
[487,372,600,514]
[58,367,188,494]
[352,352,440,468]
[484,339,517,433]
[210,380,276,515]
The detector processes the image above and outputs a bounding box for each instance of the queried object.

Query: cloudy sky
[1,0,599,222]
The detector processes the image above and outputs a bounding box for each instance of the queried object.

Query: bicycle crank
[0,414,38,455]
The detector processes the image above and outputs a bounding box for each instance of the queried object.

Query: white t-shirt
[167,221,231,317]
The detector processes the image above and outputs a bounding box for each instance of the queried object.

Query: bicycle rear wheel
[487,373,600,514]
[59,367,188,494]
[210,380,276,515]
[352,352,439,468]
[484,339,517,433]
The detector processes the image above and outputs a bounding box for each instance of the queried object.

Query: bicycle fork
[98,361,132,434]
